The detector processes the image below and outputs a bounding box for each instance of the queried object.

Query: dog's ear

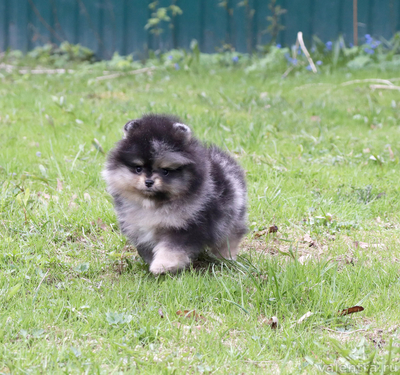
[123,120,140,138]
[173,122,191,141]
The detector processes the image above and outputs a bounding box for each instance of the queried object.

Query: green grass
[1,64,400,374]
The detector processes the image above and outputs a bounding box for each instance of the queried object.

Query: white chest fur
[116,198,192,246]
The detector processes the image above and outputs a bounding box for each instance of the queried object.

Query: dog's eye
[161,169,169,176]
[135,166,143,173]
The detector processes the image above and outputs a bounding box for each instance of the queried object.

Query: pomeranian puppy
[103,114,247,274]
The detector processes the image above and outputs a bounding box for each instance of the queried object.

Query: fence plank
[0,0,399,57]
[203,0,228,52]
[0,0,8,51]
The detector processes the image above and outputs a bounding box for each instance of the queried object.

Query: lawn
[1,62,400,374]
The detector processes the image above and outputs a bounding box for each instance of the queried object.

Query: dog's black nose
[145,179,154,188]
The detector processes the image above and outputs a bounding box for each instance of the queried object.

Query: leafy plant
[264,0,287,45]
[310,33,396,71]
[245,45,289,73]
[106,312,133,326]
[145,1,182,38]
[26,42,95,66]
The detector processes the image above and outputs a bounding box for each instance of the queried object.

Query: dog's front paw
[150,245,190,275]
[149,262,178,275]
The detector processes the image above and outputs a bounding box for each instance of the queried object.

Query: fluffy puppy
[103,114,247,274]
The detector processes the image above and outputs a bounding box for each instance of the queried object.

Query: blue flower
[36,151,41,157]
[364,48,374,54]
[316,60,322,66]
[326,41,333,51]
[365,34,373,43]
[174,63,180,70]
[349,43,354,48]
[306,65,312,71]
[311,46,316,53]
[284,53,298,66]
[168,55,173,60]
[276,44,281,49]
[232,56,239,63]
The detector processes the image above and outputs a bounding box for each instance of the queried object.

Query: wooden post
[353,0,358,46]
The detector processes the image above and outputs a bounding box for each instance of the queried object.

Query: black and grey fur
[103,114,247,274]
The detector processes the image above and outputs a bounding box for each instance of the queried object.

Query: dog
[103,114,247,274]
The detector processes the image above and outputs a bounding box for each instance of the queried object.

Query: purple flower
[349,43,354,48]
[326,41,333,51]
[174,63,180,70]
[168,55,173,60]
[276,44,281,49]
[36,151,41,157]
[306,65,312,71]
[365,34,373,43]
[316,60,322,66]
[364,48,374,55]
[284,53,298,66]
[232,56,239,63]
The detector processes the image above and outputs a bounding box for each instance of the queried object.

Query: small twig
[22,207,28,224]
[81,277,93,284]
[95,67,156,81]
[1,64,155,79]
[293,35,299,60]
[294,83,335,90]
[0,64,75,75]
[20,68,75,74]
[282,66,294,79]
[297,32,317,73]
[32,270,49,304]
[0,63,17,73]
[341,79,394,86]
[370,84,400,91]
[27,0,64,42]
[321,327,366,334]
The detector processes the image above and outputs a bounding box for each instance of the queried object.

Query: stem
[353,0,358,46]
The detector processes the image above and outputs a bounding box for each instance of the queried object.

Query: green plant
[145,1,182,40]
[264,0,287,45]
[309,33,400,71]
[26,42,95,66]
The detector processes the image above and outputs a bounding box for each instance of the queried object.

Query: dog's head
[103,114,204,203]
